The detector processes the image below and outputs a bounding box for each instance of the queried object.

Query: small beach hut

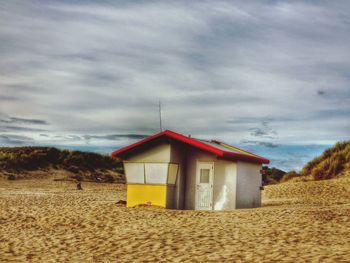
[112,130,269,210]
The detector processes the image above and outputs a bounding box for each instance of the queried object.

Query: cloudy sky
[1,0,349,171]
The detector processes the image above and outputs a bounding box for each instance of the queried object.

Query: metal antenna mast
[158,100,163,132]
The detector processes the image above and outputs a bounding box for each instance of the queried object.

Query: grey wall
[236,161,262,208]
[125,142,171,162]
[166,185,177,209]
[212,160,237,210]
[185,148,215,209]
[183,147,237,210]
[169,141,187,209]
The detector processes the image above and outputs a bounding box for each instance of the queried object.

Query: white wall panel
[124,163,145,184]
[145,163,168,184]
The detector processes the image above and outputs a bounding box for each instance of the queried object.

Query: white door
[195,162,214,210]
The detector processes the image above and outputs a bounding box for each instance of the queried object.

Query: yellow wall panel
[127,184,167,208]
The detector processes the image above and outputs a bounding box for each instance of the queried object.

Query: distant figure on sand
[76,181,83,190]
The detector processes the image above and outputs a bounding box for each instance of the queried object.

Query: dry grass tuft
[279,141,350,183]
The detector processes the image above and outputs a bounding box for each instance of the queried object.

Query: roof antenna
[158,100,163,132]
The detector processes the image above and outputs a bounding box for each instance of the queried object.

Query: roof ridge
[217,141,261,158]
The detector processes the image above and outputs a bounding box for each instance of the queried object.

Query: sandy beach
[1,177,350,262]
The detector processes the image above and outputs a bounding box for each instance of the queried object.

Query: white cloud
[0,0,349,150]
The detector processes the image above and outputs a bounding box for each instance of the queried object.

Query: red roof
[112,130,269,164]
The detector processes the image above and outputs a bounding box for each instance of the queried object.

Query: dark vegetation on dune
[0,147,125,183]
[262,167,286,185]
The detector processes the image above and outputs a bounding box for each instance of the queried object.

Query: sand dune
[1,177,350,262]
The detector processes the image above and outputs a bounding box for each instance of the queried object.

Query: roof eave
[221,152,270,164]
[111,130,167,157]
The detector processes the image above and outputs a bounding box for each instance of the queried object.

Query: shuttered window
[145,163,168,184]
[124,162,179,185]
[124,162,145,184]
